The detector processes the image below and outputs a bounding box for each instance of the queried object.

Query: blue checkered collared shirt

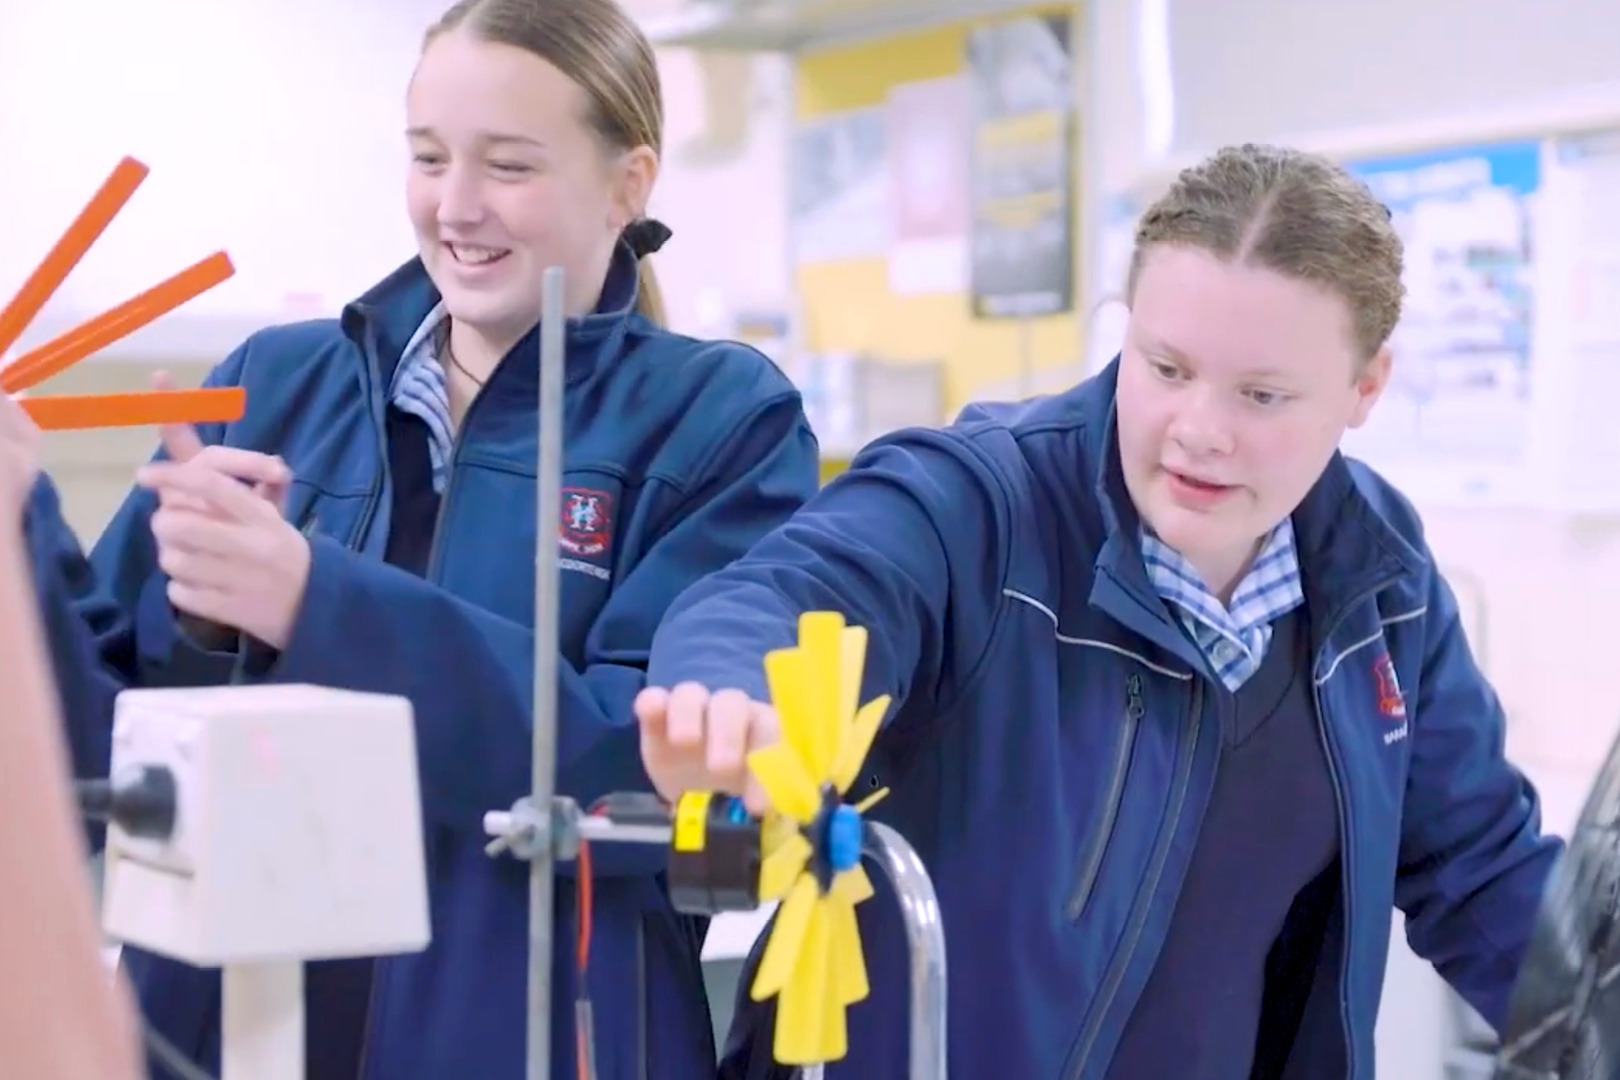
[388,302,456,494]
[1140,519,1306,691]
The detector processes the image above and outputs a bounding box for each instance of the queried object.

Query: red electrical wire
[576,835,594,972]
[574,826,595,1080]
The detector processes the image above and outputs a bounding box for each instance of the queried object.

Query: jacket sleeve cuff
[134,573,242,686]
[254,534,351,685]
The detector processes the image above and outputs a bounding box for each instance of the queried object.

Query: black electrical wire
[68,767,211,1078]
[140,1017,216,1080]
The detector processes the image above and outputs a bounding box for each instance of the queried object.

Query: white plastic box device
[100,684,431,1080]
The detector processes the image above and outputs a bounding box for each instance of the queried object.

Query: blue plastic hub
[826,804,862,873]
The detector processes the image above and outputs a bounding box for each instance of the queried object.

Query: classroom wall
[1168,0,1620,162]
[1094,0,1620,782]
[0,0,794,536]
[0,0,791,355]
[791,6,1085,412]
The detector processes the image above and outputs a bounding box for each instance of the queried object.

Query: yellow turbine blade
[797,611,846,781]
[763,646,815,777]
[831,863,875,906]
[760,811,801,854]
[817,933,852,1062]
[853,787,889,815]
[831,694,890,795]
[751,874,817,1001]
[829,889,871,1006]
[838,625,868,734]
[774,900,840,1064]
[747,743,821,824]
[758,831,812,901]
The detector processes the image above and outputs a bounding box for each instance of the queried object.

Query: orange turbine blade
[21,388,246,431]
[3,252,235,393]
[0,157,149,360]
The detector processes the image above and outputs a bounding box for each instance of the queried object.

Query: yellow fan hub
[743,611,893,1067]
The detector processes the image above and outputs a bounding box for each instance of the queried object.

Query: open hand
[633,684,781,815]
[146,371,292,647]
[136,449,309,650]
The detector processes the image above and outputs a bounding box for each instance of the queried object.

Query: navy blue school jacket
[647,358,1561,1080]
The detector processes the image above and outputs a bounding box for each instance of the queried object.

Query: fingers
[144,444,291,517]
[152,371,206,463]
[182,445,290,488]
[165,578,236,628]
[632,686,669,739]
[663,682,710,749]
[150,504,237,556]
[663,683,756,782]
[740,706,781,818]
[254,475,291,514]
[158,421,206,465]
[137,460,274,523]
[156,544,238,594]
[149,509,245,590]
[703,689,755,779]
[147,373,288,503]
[638,682,778,809]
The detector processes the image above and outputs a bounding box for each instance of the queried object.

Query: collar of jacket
[337,238,646,396]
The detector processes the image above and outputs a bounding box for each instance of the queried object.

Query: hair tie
[621,217,672,259]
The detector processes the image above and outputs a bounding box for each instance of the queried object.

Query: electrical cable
[575,814,597,1080]
[71,768,214,1080]
[140,1015,216,1080]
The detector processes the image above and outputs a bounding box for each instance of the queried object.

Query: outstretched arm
[1395,566,1562,1030]
[636,428,1011,807]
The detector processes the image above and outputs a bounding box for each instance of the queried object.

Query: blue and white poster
[1341,140,1540,503]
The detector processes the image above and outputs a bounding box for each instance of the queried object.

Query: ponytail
[621,218,672,328]
[634,257,666,327]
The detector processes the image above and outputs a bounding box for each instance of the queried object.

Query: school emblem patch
[1373,654,1406,719]
[559,488,613,558]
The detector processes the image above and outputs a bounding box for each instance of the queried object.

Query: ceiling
[633,0,1044,51]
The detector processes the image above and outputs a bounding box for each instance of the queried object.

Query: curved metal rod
[862,821,948,1080]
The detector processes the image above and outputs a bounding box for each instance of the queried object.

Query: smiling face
[1116,244,1391,596]
[404,26,654,345]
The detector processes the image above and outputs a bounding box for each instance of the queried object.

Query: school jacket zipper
[1067,674,1145,921]
[351,340,473,1080]
[1064,678,1205,1080]
[1309,576,1400,1080]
